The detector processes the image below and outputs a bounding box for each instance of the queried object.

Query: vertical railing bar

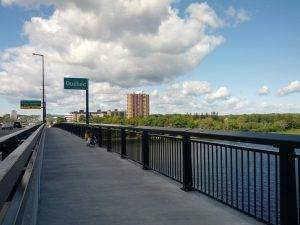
[268,154,271,223]
[167,137,169,176]
[142,131,149,170]
[204,143,206,193]
[221,146,223,201]
[242,150,244,211]
[165,137,167,175]
[182,133,193,191]
[161,136,164,174]
[275,154,278,225]
[121,128,126,159]
[163,137,166,175]
[221,147,228,203]
[247,149,250,214]
[157,137,161,172]
[149,136,152,168]
[212,144,215,197]
[298,157,300,225]
[175,139,178,180]
[178,139,181,181]
[162,136,165,174]
[231,147,233,206]
[156,136,159,171]
[193,142,196,188]
[169,138,172,177]
[171,138,173,178]
[208,144,211,195]
[152,136,154,170]
[196,143,199,189]
[152,136,155,169]
[200,143,203,191]
[260,152,263,219]
[216,145,219,199]
[279,145,297,225]
[254,151,257,217]
[179,140,182,181]
[174,139,176,180]
[236,148,239,208]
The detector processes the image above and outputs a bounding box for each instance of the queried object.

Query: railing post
[279,145,297,225]
[182,133,193,191]
[107,127,111,152]
[98,127,102,147]
[0,143,3,161]
[81,125,84,138]
[121,128,127,158]
[142,131,149,170]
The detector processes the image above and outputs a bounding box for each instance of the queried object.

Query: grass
[280,129,300,135]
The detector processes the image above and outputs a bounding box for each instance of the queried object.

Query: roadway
[37,128,263,225]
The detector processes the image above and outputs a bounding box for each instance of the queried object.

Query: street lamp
[33,53,46,123]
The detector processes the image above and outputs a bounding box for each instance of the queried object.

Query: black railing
[55,122,300,225]
[0,124,45,225]
[0,124,42,160]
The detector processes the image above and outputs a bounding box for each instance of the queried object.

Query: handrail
[0,123,43,160]
[67,122,300,148]
[57,122,300,225]
[0,123,42,143]
[0,124,44,212]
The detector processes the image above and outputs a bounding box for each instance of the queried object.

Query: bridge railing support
[182,134,193,191]
[121,128,127,159]
[142,131,149,170]
[279,145,297,225]
[97,127,102,147]
[107,127,111,152]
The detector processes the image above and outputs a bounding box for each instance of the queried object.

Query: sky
[0,0,299,116]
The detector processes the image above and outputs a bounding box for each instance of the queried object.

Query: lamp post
[33,53,46,123]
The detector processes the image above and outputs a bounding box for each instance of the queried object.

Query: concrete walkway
[37,128,263,225]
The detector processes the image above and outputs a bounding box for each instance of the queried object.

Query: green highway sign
[64,77,88,90]
[20,100,41,109]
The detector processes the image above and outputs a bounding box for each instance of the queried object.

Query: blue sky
[0,0,299,116]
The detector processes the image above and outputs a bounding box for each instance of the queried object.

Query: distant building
[10,110,18,121]
[64,114,75,122]
[107,109,126,117]
[68,109,125,122]
[127,93,149,119]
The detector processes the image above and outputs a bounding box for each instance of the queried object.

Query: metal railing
[55,122,300,225]
[0,124,42,160]
[0,124,45,225]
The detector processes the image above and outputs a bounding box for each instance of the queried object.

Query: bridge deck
[37,128,263,225]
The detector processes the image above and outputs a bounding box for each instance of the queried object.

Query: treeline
[76,113,300,133]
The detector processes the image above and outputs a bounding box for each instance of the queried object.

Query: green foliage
[56,117,67,124]
[78,115,86,122]
[86,113,300,133]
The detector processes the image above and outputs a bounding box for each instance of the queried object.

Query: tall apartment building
[10,110,18,121]
[127,93,150,119]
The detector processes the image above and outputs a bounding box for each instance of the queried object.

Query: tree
[56,117,67,124]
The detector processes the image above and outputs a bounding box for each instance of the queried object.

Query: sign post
[64,77,89,125]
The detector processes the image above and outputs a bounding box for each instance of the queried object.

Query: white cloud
[149,82,300,115]
[225,6,250,24]
[278,81,300,96]
[182,81,211,96]
[204,87,230,103]
[0,0,226,113]
[258,85,270,95]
